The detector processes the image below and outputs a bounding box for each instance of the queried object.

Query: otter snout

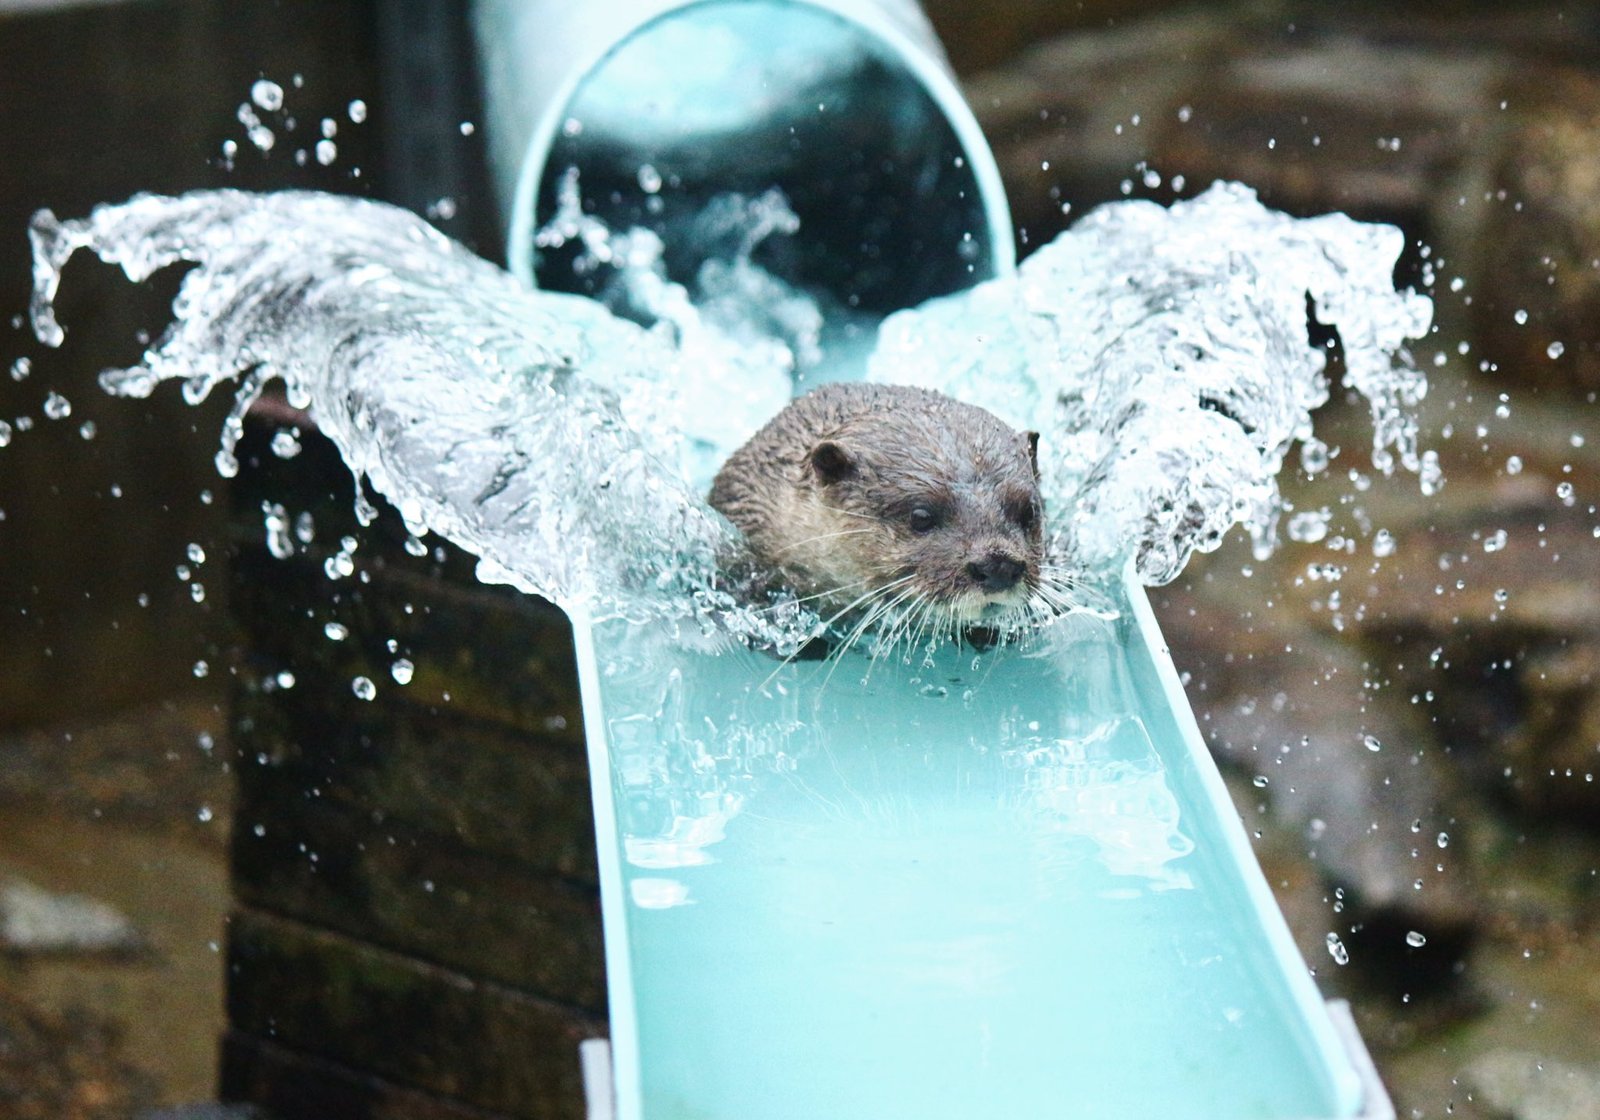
[966,552,1026,593]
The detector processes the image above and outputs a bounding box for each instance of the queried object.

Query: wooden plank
[231,677,596,881]
[229,543,584,741]
[226,907,603,1118]
[221,1029,527,1120]
[231,771,604,1010]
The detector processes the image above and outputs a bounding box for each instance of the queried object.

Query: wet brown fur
[709,382,1043,628]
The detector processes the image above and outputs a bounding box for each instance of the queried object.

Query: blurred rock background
[1,0,1598,1117]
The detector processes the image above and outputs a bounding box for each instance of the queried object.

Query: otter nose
[966,553,1025,592]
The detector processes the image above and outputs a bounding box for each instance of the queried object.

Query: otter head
[787,402,1044,628]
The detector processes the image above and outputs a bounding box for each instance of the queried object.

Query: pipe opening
[516,0,1005,317]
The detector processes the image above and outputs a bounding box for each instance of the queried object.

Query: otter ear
[809,440,856,485]
[1025,431,1040,477]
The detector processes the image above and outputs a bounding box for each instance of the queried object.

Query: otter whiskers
[755,573,918,692]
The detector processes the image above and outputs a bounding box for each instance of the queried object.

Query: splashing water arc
[28,183,1433,639]
[868,182,1434,584]
[28,190,736,621]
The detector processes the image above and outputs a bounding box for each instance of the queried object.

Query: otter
[709,382,1045,640]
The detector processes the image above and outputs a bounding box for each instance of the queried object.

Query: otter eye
[908,507,940,534]
[1006,496,1037,531]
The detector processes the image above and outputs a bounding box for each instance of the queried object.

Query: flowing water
[24,181,1431,1118]
[584,596,1354,1119]
[28,180,1430,622]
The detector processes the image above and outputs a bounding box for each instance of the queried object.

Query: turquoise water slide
[470,2,1394,1115]
[570,575,1388,1119]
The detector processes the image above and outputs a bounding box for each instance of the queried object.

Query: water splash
[534,170,817,490]
[29,190,737,624]
[26,182,1431,640]
[869,182,1432,584]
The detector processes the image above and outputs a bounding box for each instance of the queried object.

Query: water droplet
[1547,341,1566,359]
[1325,932,1350,965]
[187,542,206,565]
[190,582,206,603]
[1363,734,1382,752]
[351,675,377,701]
[238,102,276,151]
[251,79,284,111]
[1493,588,1509,604]
[261,501,294,559]
[294,511,315,544]
[78,420,96,440]
[1514,308,1529,325]
[1436,832,1449,848]
[9,356,30,381]
[1418,449,1443,496]
[403,533,428,557]
[1405,930,1427,948]
[323,622,349,641]
[1372,529,1395,558]
[459,120,476,136]
[42,391,71,419]
[276,670,296,689]
[1483,529,1507,553]
[637,164,662,194]
[320,117,337,139]
[0,420,11,448]
[347,98,368,123]
[271,429,302,458]
[315,139,337,166]
[1287,509,1330,543]
[193,660,210,678]
[197,804,215,823]
[1505,455,1523,475]
[1299,437,1329,475]
[1252,775,1269,788]
[390,658,414,685]
[1556,481,1575,505]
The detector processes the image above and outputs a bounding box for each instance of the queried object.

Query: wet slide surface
[575,578,1363,1120]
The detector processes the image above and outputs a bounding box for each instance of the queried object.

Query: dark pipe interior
[532,1,994,316]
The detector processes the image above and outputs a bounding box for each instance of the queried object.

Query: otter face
[796,425,1044,627]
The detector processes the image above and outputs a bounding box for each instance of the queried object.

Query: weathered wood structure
[223,411,605,1119]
